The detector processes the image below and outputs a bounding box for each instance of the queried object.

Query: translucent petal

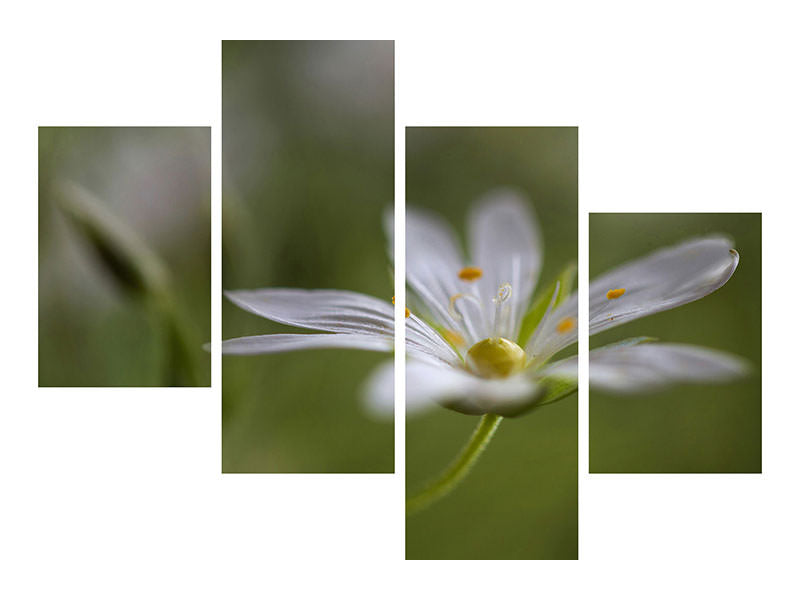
[406,315,463,367]
[537,353,578,381]
[387,208,486,345]
[467,189,542,340]
[589,236,739,335]
[528,237,739,364]
[589,342,750,393]
[524,291,578,366]
[225,288,394,336]
[362,361,413,420]
[386,208,461,325]
[225,286,464,369]
[518,261,576,348]
[221,333,392,355]
[401,361,543,417]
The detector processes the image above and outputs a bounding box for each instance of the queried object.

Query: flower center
[466,337,527,379]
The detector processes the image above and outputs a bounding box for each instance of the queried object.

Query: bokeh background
[38,127,211,387]
[589,213,761,473]
[222,41,394,473]
[406,127,578,559]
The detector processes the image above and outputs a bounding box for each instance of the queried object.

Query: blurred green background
[589,213,761,473]
[222,41,394,473]
[406,127,578,559]
[38,127,211,387]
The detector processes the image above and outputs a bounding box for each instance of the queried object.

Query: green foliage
[38,127,211,387]
[536,376,578,408]
[56,181,170,299]
[517,260,576,348]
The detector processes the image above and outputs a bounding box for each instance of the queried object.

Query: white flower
[541,234,749,395]
[367,189,748,417]
[221,189,748,418]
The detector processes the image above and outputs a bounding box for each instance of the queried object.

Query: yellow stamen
[556,317,576,334]
[606,288,626,300]
[458,266,483,282]
[495,283,512,303]
[391,296,410,318]
[443,329,465,347]
[448,293,465,319]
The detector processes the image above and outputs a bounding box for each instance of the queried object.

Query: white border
[394,40,407,554]
[3,3,799,598]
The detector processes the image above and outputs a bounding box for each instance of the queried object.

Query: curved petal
[468,189,543,340]
[225,288,393,336]
[537,353,578,381]
[389,208,485,345]
[524,289,578,366]
[589,342,750,393]
[403,361,543,417]
[589,236,739,335]
[221,333,392,355]
[361,361,399,420]
[406,315,462,367]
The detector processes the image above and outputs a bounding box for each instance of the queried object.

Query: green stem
[407,414,503,515]
[153,293,205,387]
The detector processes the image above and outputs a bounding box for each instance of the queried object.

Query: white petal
[524,291,578,366]
[221,333,392,355]
[406,315,462,367]
[361,361,399,419]
[589,342,750,393]
[403,361,543,417]
[537,354,578,381]
[468,189,543,340]
[589,236,739,335]
[389,208,485,345]
[362,361,393,419]
[225,288,393,336]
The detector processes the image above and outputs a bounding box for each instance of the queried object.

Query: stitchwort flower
[221,189,747,510]
[539,234,749,394]
[222,189,747,414]
[220,189,579,418]
[366,191,747,422]
[391,190,746,511]
[366,189,577,418]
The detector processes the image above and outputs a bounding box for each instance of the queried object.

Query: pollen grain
[556,317,576,334]
[458,266,483,282]
[606,288,626,300]
[391,296,410,318]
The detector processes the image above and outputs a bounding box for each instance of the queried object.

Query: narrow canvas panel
[589,212,761,474]
[221,41,395,473]
[405,126,578,559]
[38,126,211,387]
